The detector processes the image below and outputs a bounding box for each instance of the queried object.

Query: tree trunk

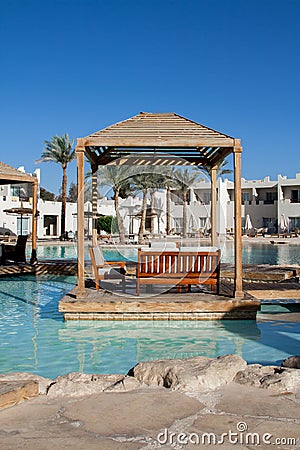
[150,190,155,235]
[114,188,125,244]
[183,192,187,238]
[138,189,147,244]
[166,186,171,235]
[61,166,67,237]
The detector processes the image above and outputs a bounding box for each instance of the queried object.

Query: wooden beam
[209,148,233,168]
[85,147,98,166]
[76,145,86,298]
[96,147,116,165]
[211,166,217,246]
[84,137,235,148]
[0,174,36,184]
[233,142,244,299]
[30,179,38,264]
[91,163,98,247]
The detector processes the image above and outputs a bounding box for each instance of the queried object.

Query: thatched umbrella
[244,214,253,231]
[280,213,289,232]
[3,206,39,235]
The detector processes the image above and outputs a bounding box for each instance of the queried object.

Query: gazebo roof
[0,161,36,184]
[78,112,239,167]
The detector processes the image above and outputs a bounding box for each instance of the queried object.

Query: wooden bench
[136,248,221,295]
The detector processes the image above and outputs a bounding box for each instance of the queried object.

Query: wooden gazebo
[76,112,243,299]
[0,161,38,263]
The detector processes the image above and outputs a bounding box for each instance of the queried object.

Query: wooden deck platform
[59,279,261,320]
[58,262,299,320]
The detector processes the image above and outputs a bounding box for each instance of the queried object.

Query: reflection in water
[56,319,298,376]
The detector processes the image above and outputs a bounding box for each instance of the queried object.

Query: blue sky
[1,0,300,194]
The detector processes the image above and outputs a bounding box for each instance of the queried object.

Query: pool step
[0,380,39,410]
[221,264,300,281]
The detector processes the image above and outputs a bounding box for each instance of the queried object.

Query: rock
[260,368,300,393]
[129,354,247,391]
[128,356,211,388]
[0,372,52,395]
[234,364,278,387]
[281,355,300,369]
[234,364,300,393]
[195,354,247,390]
[46,372,141,397]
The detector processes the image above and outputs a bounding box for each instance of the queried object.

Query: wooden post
[211,166,217,247]
[92,163,98,247]
[233,141,244,298]
[30,179,38,264]
[76,144,86,298]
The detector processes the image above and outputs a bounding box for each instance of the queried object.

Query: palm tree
[130,167,167,243]
[174,168,199,238]
[129,171,151,244]
[37,134,75,237]
[148,171,166,234]
[202,158,233,180]
[163,167,177,235]
[97,165,133,244]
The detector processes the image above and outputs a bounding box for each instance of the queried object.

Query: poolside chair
[3,235,28,263]
[89,245,126,291]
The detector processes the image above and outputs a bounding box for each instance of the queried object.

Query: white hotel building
[0,166,300,239]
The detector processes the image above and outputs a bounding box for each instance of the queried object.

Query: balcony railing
[263,200,275,205]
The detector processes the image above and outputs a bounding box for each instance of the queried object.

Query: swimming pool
[0,274,299,378]
[28,241,300,265]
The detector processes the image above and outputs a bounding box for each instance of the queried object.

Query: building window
[199,217,206,228]
[290,217,300,230]
[242,192,250,204]
[263,217,276,233]
[173,217,183,232]
[171,190,190,205]
[203,192,211,204]
[11,186,20,198]
[291,190,300,203]
[264,192,277,204]
[17,217,29,235]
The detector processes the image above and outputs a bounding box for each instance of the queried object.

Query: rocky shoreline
[0,355,299,449]
[1,354,300,398]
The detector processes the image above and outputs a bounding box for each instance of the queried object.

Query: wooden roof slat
[82,112,235,148]
[0,162,36,184]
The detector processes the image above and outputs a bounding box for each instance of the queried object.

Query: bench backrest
[137,249,220,278]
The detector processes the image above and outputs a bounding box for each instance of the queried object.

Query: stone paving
[0,383,299,449]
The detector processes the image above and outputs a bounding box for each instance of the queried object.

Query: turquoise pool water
[0,274,299,378]
[28,241,300,265]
